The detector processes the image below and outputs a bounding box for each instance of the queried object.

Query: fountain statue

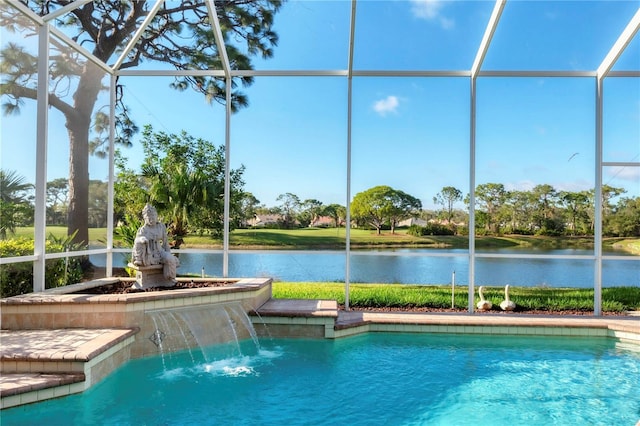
[129,204,180,289]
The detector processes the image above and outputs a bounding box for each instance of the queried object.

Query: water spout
[147,302,260,370]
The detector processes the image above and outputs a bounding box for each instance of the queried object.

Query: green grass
[12,226,638,254]
[194,229,622,251]
[198,228,605,251]
[610,238,640,255]
[187,227,445,248]
[272,282,640,312]
[225,227,447,248]
[13,226,108,245]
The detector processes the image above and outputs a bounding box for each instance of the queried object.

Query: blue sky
[1,0,639,210]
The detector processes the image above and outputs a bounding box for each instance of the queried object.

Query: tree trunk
[65,64,104,247]
[67,121,90,246]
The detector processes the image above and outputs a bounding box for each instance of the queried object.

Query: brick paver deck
[1,328,137,408]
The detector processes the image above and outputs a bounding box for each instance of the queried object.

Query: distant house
[397,218,428,228]
[247,214,282,227]
[310,216,335,228]
[430,218,466,227]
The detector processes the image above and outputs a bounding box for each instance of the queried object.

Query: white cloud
[410,0,454,29]
[606,166,640,183]
[534,125,547,135]
[554,180,593,193]
[410,0,443,19]
[507,179,595,193]
[439,17,455,30]
[505,180,536,192]
[373,95,400,116]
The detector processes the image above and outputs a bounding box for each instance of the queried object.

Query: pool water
[3,333,640,425]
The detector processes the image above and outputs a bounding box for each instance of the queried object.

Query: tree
[351,186,422,234]
[0,169,33,238]
[504,190,536,234]
[558,190,591,236]
[601,184,627,236]
[46,178,69,226]
[276,193,301,229]
[298,199,323,227]
[530,184,563,235]
[137,125,245,247]
[113,150,149,225]
[433,186,462,224]
[607,196,640,237]
[238,192,261,227]
[474,183,508,234]
[1,0,282,246]
[88,180,108,228]
[387,189,422,233]
[323,203,347,228]
[256,205,280,216]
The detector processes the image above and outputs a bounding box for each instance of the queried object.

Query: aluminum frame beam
[112,0,166,71]
[598,7,640,79]
[471,0,506,78]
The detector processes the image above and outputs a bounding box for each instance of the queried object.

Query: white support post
[344,0,357,311]
[207,0,232,278]
[468,77,477,313]
[33,25,50,292]
[594,78,604,316]
[467,0,505,313]
[222,77,231,278]
[345,77,352,311]
[106,74,116,277]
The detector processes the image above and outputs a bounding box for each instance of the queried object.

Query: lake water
[101,248,640,288]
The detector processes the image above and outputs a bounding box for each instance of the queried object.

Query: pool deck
[1,298,639,409]
[0,328,138,407]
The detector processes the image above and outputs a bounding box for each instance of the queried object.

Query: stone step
[1,328,137,373]
[1,373,85,399]
[0,328,138,409]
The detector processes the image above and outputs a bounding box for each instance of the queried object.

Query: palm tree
[135,126,244,247]
[143,163,215,249]
[0,169,33,238]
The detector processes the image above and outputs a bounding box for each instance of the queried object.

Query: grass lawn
[272,282,640,312]
[13,226,108,245]
[188,228,604,250]
[11,226,637,253]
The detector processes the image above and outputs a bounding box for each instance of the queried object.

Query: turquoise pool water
[3,333,640,425]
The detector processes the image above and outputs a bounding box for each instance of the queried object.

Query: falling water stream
[147,302,260,369]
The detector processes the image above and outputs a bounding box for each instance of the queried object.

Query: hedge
[0,237,84,298]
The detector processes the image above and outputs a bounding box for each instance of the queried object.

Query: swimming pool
[3,333,639,425]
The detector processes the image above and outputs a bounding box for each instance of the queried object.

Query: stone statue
[132,204,179,284]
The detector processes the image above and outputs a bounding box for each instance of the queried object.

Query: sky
[1,0,639,211]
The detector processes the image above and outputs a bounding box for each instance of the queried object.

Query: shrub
[510,228,534,235]
[407,224,455,236]
[0,236,84,298]
[114,214,141,247]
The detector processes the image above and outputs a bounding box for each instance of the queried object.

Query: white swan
[476,286,492,311]
[500,285,516,311]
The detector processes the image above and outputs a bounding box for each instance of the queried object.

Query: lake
[100,248,640,288]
